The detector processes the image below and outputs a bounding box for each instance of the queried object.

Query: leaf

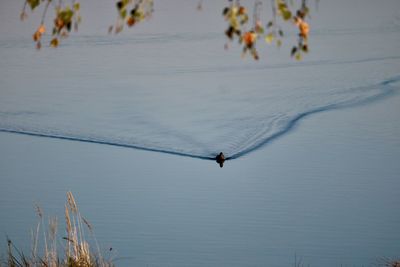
[60,9,74,23]
[276,39,282,47]
[299,21,309,38]
[66,21,72,32]
[238,6,247,15]
[240,14,249,25]
[277,1,286,11]
[120,9,127,19]
[50,38,59,47]
[38,24,45,34]
[256,26,264,34]
[116,1,124,10]
[222,7,230,16]
[282,10,292,21]
[295,53,302,61]
[73,2,80,11]
[32,30,41,42]
[265,33,274,44]
[291,46,297,57]
[27,0,40,10]
[127,16,135,27]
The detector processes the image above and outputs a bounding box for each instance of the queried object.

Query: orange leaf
[38,24,45,34]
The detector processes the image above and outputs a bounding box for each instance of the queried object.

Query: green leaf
[120,9,127,19]
[73,2,80,11]
[50,38,59,47]
[265,33,274,44]
[27,0,40,10]
[282,10,292,20]
[60,9,74,23]
[240,14,249,25]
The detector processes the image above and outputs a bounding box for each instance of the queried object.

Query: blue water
[1,0,400,266]
[1,0,400,160]
[1,72,399,161]
[1,93,400,267]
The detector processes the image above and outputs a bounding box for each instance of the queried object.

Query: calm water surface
[0,0,400,266]
[1,93,400,266]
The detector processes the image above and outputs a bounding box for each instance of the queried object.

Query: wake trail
[228,75,400,160]
[0,128,215,161]
[1,75,399,162]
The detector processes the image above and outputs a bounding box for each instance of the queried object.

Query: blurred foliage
[21,0,313,60]
[109,0,154,34]
[21,0,81,49]
[223,0,312,60]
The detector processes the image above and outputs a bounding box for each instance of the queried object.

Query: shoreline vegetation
[1,192,114,267]
[1,191,398,267]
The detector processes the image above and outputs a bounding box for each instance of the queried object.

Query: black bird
[216,152,225,168]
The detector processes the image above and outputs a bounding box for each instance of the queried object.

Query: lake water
[0,0,400,266]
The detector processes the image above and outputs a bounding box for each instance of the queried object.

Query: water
[1,93,400,266]
[1,0,400,266]
[1,0,400,160]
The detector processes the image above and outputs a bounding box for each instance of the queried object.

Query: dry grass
[379,258,400,267]
[1,192,114,267]
[2,192,398,267]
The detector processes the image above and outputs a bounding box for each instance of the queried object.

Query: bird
[216,152,225,168]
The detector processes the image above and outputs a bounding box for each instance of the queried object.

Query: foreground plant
[21,0,314,60]
[109,0,154,34]
[2,192,113,267]
[22,0,81,49]
[379,257,400,267]
[222,0,312,60]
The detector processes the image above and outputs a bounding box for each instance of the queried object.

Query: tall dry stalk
[379,257,400,267]
[65,191,92,266]
[2,191,114,267]
[64,191,114,267]
[47,217,58,267]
